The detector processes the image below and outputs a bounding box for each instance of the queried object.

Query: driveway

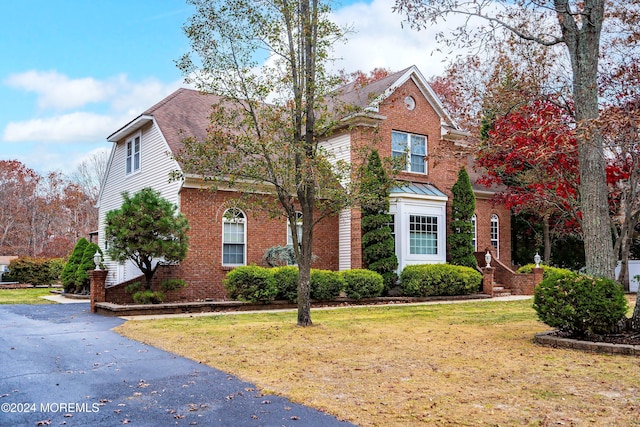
[0,303,354,426]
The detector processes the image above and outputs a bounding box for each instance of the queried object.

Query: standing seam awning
[390,182,448,199]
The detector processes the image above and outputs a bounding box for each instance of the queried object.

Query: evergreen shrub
[517,264,573,280]
[4,257,65,286]
[224,265,278,303]
[341,269,384,300]
[61,238,89,292]
[132,290,165,304]
[399,264,482,297]
[272,266,299,302]
[310,269,344,300]
[533,272,628,337]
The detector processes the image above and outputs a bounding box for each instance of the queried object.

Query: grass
[0,287,56,304]
[116,298,640,426]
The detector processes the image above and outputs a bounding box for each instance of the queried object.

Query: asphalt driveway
[0,303,354,426]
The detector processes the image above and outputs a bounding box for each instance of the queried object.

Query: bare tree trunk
[557,0,614,279]
[543,214,551,264]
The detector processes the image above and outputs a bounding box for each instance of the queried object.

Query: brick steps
[492,284,512,297]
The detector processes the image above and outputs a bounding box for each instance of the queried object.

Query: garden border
[534,331,640,356]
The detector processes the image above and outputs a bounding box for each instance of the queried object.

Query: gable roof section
[107,88,221,157]
[332,65,462,132]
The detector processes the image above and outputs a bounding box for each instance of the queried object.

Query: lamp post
[485,251,492,268]
[534,252,541,268]
[93,251,103,270]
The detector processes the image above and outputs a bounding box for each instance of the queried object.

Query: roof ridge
[144,87,197,115]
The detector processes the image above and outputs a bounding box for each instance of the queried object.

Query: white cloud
[2,73,186,143]
[4,70,118,110]
[2,112,124,142]
[330,0,473,78]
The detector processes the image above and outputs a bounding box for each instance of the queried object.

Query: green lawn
[0,288,56,304]
[117,298,640,427]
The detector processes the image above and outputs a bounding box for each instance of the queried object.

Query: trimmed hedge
[399,264,482,297]
[341,269,384,300]
[224,265,278,303]
[272,266,299,302]
[132,290,165,304]
[533,271,628,337]
[310,269,344,301]
[4,257,65,286]
[517,263,573,280]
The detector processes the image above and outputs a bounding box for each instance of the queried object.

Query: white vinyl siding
[319,133,351,186]
[98,119,183,286]
[338,209,351,270]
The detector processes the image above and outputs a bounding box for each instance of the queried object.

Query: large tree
[394,0,617,278]
[175,0,350,326]
[105,188,189,290]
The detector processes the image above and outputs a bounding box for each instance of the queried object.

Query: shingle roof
[329,67,413,111]
[143,88,224,160]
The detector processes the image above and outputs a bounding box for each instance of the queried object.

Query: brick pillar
[89,269,108,313]
[482,267,494,297]
[532,267,544,288]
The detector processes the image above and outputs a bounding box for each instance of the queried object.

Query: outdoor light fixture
[485,251,492,268]
[93,251,102,270]
[534,252,542,268]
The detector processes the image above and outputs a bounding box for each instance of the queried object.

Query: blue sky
[1,0,452,175]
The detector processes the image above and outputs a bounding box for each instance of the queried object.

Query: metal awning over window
[390,183,448,200]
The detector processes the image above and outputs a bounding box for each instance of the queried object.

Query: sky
[0,0,459,176]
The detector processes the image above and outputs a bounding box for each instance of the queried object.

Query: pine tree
[360,150,398,292]
[61,238,89,293]
[448,167,478,269]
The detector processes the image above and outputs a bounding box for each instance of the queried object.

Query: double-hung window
[490,214,499,257]
[392,131,427,174]
[223,208,246,265]
[126,134,141,175]
[409,215,438,255]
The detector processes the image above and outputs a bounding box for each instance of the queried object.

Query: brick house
[97,65,511,302]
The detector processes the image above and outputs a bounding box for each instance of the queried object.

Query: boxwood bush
[272,266,299,302]
[517,263,573,280]
[341,269,384,300]
[310,269,344,300]
[399,264,482,297]
[224,265,278,303]
[5,257,65,286]
[533,271,628,337]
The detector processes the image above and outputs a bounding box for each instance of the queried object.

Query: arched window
[490,214,499,257]
[471,214,477,251]
[286,211,303,248]
[222,208,246,266]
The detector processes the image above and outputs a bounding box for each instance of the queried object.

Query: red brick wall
[169,188,339,301]
[353,78,512,267]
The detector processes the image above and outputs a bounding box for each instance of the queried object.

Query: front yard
[117,299,639,426]
[0,288,55,304]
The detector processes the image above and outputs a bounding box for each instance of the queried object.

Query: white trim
[125,132,142,176]
[222,208,247,266]
[471,214,478,251]
[490,214,499,258]
[107,115,153,142]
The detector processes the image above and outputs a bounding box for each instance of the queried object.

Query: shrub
[272,266,299,302]
[224,265,278,303]
[341,269,384,300]
[399,264,482,297]
[263,246,296,267]
[517,263,573,280]
[125,282,144,295]
[310,269,344,300]
[75,243,104,293]
[61,238,89,292]
[161,278,187,292]
[133,290,165,304]
[4,257,65,286]
[533,272,628,337]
